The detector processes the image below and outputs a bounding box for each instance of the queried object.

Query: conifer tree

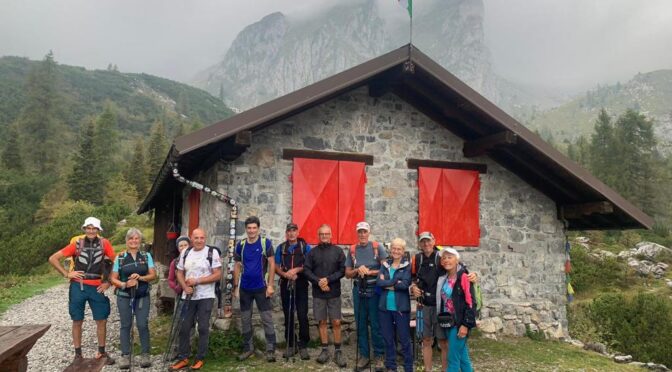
[18,51,62,174]
[94,103,119,178]
[1,123,24,172]
[146,120,168,185]
[127,139,149,198]
[589,109,615,185]
[68,120,105,205]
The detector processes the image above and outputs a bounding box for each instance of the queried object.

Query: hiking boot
[374,355,385,371]
[169,358,189,371]
[190,360,204,370]
[333,350,347,368]
[282,348,296,358]
[356,356,370,371]
[316,348,330,364]
[266,350,276,362]
[118,355,130,369]
[299,348,310,360]
[96,352,115,365]
[237,350,254,361]
[139,353,151,368]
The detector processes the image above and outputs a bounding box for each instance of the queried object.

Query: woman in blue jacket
[377,238,413,372]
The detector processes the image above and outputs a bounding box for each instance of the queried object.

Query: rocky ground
[0,283,166,372]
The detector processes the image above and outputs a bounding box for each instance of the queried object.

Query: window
[418,167,480,246]
[292,158,366,244]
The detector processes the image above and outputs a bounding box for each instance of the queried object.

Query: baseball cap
[286,223,299,231]
[355,221,370,232]
[81,216,103,231]
[418,231,434,241]
[439,247,460,260]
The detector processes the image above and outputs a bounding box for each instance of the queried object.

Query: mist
[0,0,670,92]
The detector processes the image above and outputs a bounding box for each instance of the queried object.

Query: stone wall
[181,87,568,339]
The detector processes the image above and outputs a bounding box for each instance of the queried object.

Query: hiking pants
[280,278,310,349]
[240,288,276,352]
[117,295,151,355]
[379,310,413,372]
[352,287,385,358]
[177,298,214,360]
[445,326,473,372]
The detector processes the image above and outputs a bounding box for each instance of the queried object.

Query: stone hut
[140,45,652,339]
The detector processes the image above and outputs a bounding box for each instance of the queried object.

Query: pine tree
[1,123,24,172]
[94,103,119,178]
[146,120,168,185]
[104,175,138,210]
[18,51,62,174]
[68,120,105,205]
[174,121,186,138]
[589,109,615,185]
[126,139,149,198]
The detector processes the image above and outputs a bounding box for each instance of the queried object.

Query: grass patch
[470,335,641,371]
[0,264,63,315]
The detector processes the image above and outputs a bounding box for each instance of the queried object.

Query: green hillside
[526,70,672,145]
[0,56,233,140]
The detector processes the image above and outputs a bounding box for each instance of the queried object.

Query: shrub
[570,244,630,293]
[590,293,672,366]
[567,302,601,343]
[208,328,243,358]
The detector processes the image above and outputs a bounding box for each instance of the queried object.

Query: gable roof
[139,44,652,230]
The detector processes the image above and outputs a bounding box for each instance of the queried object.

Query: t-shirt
[176,247,222,300]
[112,252,155,273]
[344,241,388,270]
[234,238,274,291]
[386,267,397,311]
[274,242,312,265]
[59,238,115,287]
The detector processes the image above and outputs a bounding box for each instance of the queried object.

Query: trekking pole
[129,287,136,372]
[291,280,297,361]
[163,296,182,362]
[164,292,192,368]
[285,280,296,362]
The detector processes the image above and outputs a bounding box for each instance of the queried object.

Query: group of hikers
[49,216,479,372]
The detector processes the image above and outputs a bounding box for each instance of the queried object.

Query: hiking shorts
[420,306,446,340]
[68,282,110,321]
[313,296,341,322]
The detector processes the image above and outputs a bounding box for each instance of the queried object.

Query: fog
[0,0,670,92]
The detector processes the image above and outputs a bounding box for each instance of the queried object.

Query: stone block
[478,317,503,333]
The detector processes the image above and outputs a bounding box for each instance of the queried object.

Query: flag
[398,0,412,18]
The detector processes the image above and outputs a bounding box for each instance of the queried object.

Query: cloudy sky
[1,0,670,92]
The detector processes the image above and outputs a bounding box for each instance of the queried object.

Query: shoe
[190,360,204,370]
[356,356,370,371]
[237,350,254,361]
[95,352,115,365]
[139,353,151,368]
[299,348,310,360]
[266,350,276,362]
[118,355,130,370]
[316,348,330,364]
[169,358,189,371]
[282,348,296,358]
[374,355,385,372]
[334,350,347,368]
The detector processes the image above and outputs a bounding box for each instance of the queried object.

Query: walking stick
[163,292,192,368]
[285,279,296,362]
[163,296,182,362]
[129,287,136,372]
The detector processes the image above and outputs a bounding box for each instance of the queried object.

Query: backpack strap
[182,247,193,267]
[350,241,380,267]
[349,244,357,266]
[372,241,379,261]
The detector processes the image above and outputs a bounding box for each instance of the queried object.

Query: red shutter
[292,158,339,244]
[418,167,445,241]
[441,169,480,246]
[188,189,200,235]
[337,161,366,244]
[418,167,480,246]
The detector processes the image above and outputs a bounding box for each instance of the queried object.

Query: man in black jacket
[303,224,346,367]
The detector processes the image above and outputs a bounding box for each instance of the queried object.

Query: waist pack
[437,312,455,329]
[115,285,150,299]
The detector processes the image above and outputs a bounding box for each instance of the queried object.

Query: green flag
[398,0,412,18]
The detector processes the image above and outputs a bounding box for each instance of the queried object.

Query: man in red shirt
[49,217,116,363]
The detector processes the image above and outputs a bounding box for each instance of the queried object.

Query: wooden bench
[0,324,50,372]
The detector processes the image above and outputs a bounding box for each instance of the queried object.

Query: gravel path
[0,283,166,372]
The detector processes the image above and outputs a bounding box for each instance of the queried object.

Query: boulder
[619,249,637,259]
[645,362,671,371]
[584,342,607,355]
[635,242,672,260]
[613,355,632,363]
[478,317,503,333]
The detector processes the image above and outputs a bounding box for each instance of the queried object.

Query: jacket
[303,243,345,299]
[376,258,412,312]
[435,268,477,330]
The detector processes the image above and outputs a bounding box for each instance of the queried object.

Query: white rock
[614,355,633,363]
[478,317,503,333]
[635,242,672,260]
